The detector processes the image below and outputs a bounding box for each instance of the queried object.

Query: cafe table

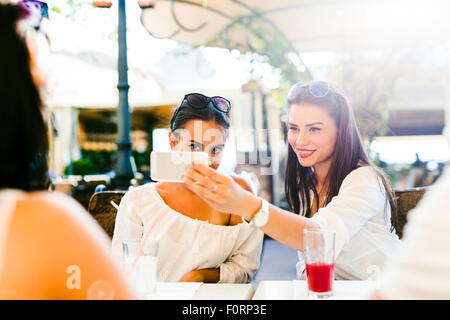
[143,282,255,300]
[252,280,377,300]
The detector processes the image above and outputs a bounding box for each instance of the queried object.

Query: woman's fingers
[185,166,217,190]
[182,174,223,203]
[190,164,231,185]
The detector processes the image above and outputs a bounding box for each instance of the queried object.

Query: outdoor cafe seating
[85,186,428,300]
[3,0,448,303]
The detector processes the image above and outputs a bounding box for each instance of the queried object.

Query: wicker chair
[88,191,126,238]
[394,187,427,238]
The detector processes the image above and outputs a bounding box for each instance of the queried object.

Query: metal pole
[261,93,276,205]
[251,91,257,153]
[114,0,135,189]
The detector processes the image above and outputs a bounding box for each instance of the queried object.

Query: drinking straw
[110,200,132,243]
[129,210,169,274]
[111,200,168,274]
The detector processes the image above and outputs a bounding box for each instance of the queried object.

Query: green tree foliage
[64,158,96,175]
[206,15,311,108]
[327,50,410,144]
[51,0,93,19]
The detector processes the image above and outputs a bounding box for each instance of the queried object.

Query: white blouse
[296,166,401,280]
[112,183,264,283]
[376,166,450,299]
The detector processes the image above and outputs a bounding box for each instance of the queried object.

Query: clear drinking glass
[122,238,158,296]
[303,229,336,299]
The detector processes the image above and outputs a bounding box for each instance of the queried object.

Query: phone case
[150,151,209,182]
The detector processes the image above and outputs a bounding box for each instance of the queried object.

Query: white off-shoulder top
[112,183,264,283]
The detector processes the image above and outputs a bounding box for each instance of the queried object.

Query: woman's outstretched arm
[182,164,319,251]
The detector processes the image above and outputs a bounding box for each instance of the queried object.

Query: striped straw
[128,210,168,275]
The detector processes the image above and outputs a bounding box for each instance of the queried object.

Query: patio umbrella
[141,0,450,54]
[141,0,450,137]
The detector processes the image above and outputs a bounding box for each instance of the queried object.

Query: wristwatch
[242,197,270,228]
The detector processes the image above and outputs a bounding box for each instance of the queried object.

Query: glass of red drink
[304,229,336,298]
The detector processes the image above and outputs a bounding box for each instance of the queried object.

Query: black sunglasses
[182,93,231,113]
[171,93,231,129]
[287,81,330,100]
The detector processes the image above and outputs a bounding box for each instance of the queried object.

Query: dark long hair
[0,3,49,191]
[284,81,397,233]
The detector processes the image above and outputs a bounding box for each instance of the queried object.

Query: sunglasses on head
[20,0,48,18]
[182,93,231,114]
[171,93,231,130]
[287,81,330,100]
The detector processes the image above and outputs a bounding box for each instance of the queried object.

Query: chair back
[88,191,126,238]
[394,187,427,238]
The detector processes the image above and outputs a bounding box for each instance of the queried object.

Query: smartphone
[150,151,209,182]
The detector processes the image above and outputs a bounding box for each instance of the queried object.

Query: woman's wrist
[196,268,220,283]
[243,195,262,221]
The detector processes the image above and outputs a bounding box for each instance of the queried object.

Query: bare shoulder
[231,175,253,193]
[19,191,110,244]
[24,191,86,214]
[8,191,134,299]
[5,192,107,298]
[23,191,90,223]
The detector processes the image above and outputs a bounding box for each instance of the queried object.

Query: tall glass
[123,238,158,296]
[303,229,336,299]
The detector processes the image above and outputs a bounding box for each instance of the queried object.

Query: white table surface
[143,282,255,300]
[253,280,377,300]
[193,283,255,300]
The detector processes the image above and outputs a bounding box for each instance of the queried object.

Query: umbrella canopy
[141,0,450,53]
[141,0,450,140]
[44,8,255,109]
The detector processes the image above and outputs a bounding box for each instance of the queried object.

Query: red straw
[127,210,168,275]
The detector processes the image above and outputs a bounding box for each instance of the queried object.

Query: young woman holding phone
[183,81,401,280]
[112,93,263,283]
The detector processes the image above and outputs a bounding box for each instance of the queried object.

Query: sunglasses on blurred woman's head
[287,81,330,100]
[20,0,48,18]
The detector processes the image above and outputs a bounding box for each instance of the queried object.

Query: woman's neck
[313,163,331,190]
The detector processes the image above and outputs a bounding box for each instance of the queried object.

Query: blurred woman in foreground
[0,3,135,299]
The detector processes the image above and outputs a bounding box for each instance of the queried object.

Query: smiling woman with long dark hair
[183,80,401,280]
[284,81,397,229]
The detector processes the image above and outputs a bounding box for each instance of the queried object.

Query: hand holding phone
[150,151,209,182]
